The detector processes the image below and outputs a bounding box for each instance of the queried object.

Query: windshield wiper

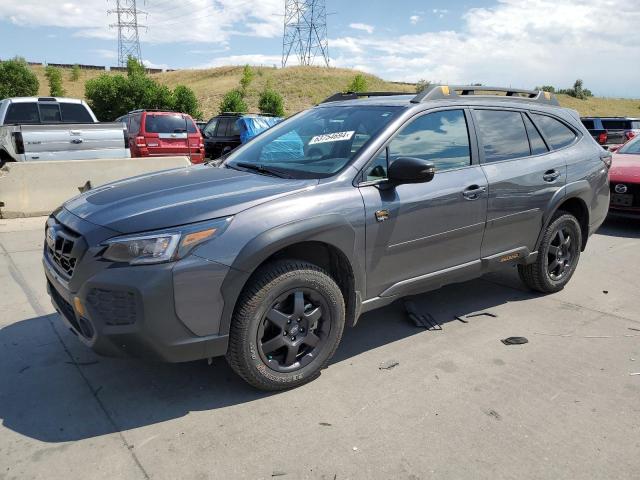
[235,162,293,179]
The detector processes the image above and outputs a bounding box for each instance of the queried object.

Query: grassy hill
[29,64,640,120]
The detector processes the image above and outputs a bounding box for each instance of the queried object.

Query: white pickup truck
[0,97,130,167]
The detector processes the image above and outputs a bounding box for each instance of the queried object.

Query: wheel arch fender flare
[218,214,364,335]
[535,180,591,251]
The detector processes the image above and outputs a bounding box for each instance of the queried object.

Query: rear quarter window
[4,103,40,124]
[531,114,577,149]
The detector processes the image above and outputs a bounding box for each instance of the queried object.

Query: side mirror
[387,157,435,184]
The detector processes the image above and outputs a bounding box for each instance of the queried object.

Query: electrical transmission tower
[282,0,329,68]
[108,0,146,66]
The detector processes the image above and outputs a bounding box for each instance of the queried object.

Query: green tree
[126,56,146,77]
[172,85,203,118]
[239,64,255,95]
[44,65,65,97]
[85,61,201,121]
[346,73,368,93]
[219,89,248,114]
[70,64,81,82]
[536,85,556,93]
[0,57,39,99]
[258,86,285,117]
[415,79,431,93]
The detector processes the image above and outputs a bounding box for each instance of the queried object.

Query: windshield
[224,106,402,178]
[618,136,640,155]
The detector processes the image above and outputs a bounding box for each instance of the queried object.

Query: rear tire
[226,260,345,391]
[518,211,582,293]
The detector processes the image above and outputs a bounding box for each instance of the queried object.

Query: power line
[108,0,146,66]
[282,0,329,68]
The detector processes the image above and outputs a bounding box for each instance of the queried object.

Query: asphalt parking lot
[1,215,639,480]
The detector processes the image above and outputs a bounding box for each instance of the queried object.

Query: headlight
[102,217,232,265]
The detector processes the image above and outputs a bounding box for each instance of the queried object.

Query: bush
[415,79,431,93]
[85,56,201,120]
[219,89,247,114]
[239,64,254,94]
[173,85,203,119]
[557,79,593,100]
[44,66,65,97]
[258,86,285,117]
[536,85,556,93]
[70,64,81,82]
[346,73,368,93]
[0,57,39,99]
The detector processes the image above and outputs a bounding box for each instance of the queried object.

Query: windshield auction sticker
[309,131,355,145]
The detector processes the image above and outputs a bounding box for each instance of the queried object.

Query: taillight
[625,131,636,141]
[12,132,25,154]
[597,132,607,145]
[135,135,146,148]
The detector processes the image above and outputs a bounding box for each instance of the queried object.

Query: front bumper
[43,211,231,363]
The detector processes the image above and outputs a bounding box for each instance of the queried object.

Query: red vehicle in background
[609,135,640,218]
[116,110,205,163]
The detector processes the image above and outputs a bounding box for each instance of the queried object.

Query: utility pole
[282,0,329,68]
[108,0,145,67]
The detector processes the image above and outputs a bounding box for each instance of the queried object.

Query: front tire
[226,260,345,391]
[518,211,582,293]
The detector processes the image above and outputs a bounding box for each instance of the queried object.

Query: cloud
[409,15,421,25]
[92,49,117,60]
[0,0,282,45]
[330,0,640,97]
[349,23,374,34]
[432,9,448,19]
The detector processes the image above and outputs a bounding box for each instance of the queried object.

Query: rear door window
[60,103,93,123]
[228,119,240,136]
[145,114,196,133]
[217,118,232,136]
[523,114,549,155]
[39,103,62,123]
[475,110,530,163]
[4,103,40,124]
[532,114,577,149]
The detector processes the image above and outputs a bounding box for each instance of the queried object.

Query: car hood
[610,154,640,184]
[63,165,317,233]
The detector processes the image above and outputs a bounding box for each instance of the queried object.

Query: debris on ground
[629,372,640,376]
[455,311,498,323]
[403,300,442,330]
[628,327,640,332]
[319,422,332,427]
[485,409,502,421]
[379,360,399,370]
[501,337,528,345]
[603,290,609,294]
[272,471,287,477]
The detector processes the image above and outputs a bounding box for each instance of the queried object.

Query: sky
[0,0,639,97]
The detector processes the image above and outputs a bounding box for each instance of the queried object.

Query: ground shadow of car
[597,216,640,239]
[0,268,537,444]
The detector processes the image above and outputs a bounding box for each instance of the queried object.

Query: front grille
[87,288,138,326]
[45,218,85,278]
[610,182,640,208]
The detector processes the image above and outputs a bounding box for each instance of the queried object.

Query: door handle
[463,185,486,200]
[543,169,561,182]
[70,138,83,144]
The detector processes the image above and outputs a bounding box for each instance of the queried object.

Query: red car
[609,135,640,217]
[116,110,205,163]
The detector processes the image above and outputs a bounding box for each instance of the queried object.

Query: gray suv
[43,85,611,390]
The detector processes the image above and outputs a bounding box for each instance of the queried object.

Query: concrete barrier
[0,156,192,218]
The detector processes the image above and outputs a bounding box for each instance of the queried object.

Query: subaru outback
[43,85,610,390]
